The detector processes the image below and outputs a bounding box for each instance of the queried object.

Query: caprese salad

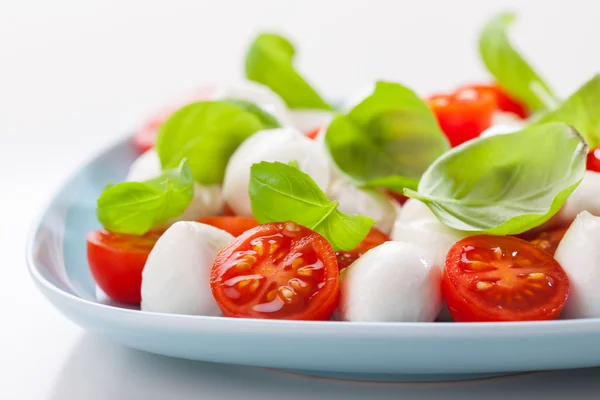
[87,12,600,323]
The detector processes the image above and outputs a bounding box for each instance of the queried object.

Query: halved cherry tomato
[459,83,529,119]
[518,225,570,256]
[428,87,497,147]
[132,86,216,152]
[587,147,600,172]
[197,216,260,237]
[443,235,570,322]
[210,221,339,320]
[335,228,390,270]
[87,229,164,304]
[305,127,321,140]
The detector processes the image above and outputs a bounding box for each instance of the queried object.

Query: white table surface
[3,1,600,398]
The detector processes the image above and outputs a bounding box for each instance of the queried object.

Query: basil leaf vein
[97,160,194,235]
[249,161,374,251]
[404,123,587,235]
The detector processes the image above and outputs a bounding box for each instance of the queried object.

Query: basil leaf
[404,123,587,235]
[97,160,194,235]
[325,81,449,192]
[249,161,374,251]
[223,99,281,129]
[156,101,264,184]
[245,33,332,110]
[479,12,558,112]
[538,75,600,147]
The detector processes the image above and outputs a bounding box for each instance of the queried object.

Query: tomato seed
[253,243,264,256]
[476,281,493,290]
[297,268,313,276]
[249,280,260,292]
[528,272,546,279]
[291,258,304,268]
[266,289,278,302]
[269,243,280,255]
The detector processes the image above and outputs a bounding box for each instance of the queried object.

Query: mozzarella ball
[480,123,524,138]
[288,109,335,134]
[554,211,600,319]
[329,179,397,234]
[340,241,442,322]
[126,149,224,221]
[211,80,293,126]
[141,221,234,315]
[126,148,162,182]
[392,199,467,270]
[222,127,331,216]
[555,171,600,224]
[492,110,526,126]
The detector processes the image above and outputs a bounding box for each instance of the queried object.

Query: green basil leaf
[97,160,194,235]
[249,161,374,251]
[538,74,600,148]
[156,101,264,184]
[479,12,558,112]
[223,99,281,129]
[325,81,449,193]
[404,123,587,235]
[245,33,332,110]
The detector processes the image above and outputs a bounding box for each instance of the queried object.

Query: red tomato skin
[197,216,260,237]
[86,229,162,304]
[428,88,497,147]
[305,127,321,140]
[335,228,390,270]
[460,83,529,119]
[87,232,143,304]
[210,222,339,321]
[587,147,600,172]
[442,235,570,322]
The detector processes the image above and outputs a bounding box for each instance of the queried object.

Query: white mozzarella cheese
[222,127,331,216]
[329,179,397,234]
[554,211,600,319]
[126,149,224,221]
[141,221,234,315]
[339,241,442,322]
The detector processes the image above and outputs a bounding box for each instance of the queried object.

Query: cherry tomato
[132,86,216,152]
[387,191,409,206]
[86,229,164,304]
[459,83,529,119]
[443,235,570,322]
[428,87,497,147]
[528,227,569,256]
[335,228,390,270]
[210,221,339,320]
[305,127,321,140]
[197,216,260,237]
[587,147,600,172]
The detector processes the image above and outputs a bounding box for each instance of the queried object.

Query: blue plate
[27,138,600,382]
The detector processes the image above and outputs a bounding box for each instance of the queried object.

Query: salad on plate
[86,12,600,324]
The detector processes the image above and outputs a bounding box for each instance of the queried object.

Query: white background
[2,0,600,398]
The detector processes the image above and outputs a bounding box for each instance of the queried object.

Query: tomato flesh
[305,127,321,140]
[428,87,497,147]
[518,225,570,256]
[335,228,390,270]
[86,229,163,304]
[443,235,570,322]
[210,221,339,320]
[197,216,260,237]
[587,147,600,172]
[459,83,529,119]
